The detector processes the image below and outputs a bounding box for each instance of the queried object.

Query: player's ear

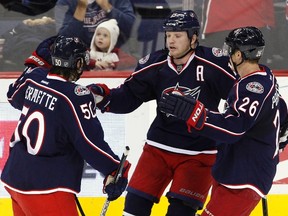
[190,34,197,48]
[235,50,244,60]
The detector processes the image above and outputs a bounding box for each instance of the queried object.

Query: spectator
[131,0,171,56]
[0,35,130,215]
[89,19,137,70]
[88,10,236,216]
[55,0,135,47]
[0,16,56,71]
[0,0,57,16]
[159,26,288,216]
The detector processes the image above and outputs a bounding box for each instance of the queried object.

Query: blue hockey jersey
[1,67,121,194]
[106,46,236,154]
[199,66,288,196]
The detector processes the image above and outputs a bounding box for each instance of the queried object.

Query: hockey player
[88,10,236,216]
[0,35,130,216]
[159,26,288,215]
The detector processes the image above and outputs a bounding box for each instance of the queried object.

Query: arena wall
[0,70,287,215]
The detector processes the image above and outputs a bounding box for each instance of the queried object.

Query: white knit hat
[90,19,120,54]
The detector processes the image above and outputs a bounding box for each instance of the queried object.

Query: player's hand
[24,35,57,69]
[159,93,206,130]
[87,83,111,111]
[96,0,111,12]
[78,0,88,8]
[103,161,131,201]
[95,60,115,70]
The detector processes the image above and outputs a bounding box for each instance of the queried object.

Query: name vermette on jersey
[25,86,58,111]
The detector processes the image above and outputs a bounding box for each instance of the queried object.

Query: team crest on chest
[246,82,264,94]
[74,86,90,96]
[162,83,201,100]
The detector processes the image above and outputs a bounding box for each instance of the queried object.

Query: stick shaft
[100,146,130,216]
[75,194,85,216]
[262,197,268,216]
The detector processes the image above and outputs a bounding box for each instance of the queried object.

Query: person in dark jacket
[0,16,56,71]
[55,0,135,47]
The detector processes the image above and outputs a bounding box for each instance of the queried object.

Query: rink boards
[0,74,288,215]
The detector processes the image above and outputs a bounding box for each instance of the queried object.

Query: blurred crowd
[0,0,287,72]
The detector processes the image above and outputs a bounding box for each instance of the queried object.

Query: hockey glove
[24,35,57,69]
[103,161,131,201]
[159,93,206,131]
[87,83,111,112]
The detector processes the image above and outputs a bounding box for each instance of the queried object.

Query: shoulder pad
[74,85,90,96]
[27,66,50,75]
[196,46,228,61]
[196,45,233,72]
[137,49,168,67]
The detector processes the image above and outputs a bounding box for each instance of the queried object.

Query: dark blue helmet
[163,10,200,38]
[224,26,265,60]
[51,35,90,69]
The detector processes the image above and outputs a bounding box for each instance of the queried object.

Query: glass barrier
[0,0,287,72]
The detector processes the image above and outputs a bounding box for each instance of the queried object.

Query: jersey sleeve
[7,67,48,110]
[201,75,277,144]
[108,84,143,113]
[195,46,236,105]
[62,86,121,176]
[107,50,168,113]
[206,48,236,100]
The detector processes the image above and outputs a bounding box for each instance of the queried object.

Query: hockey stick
[75,194,86,216]
[261,196,268,216]
[100,146,130,216]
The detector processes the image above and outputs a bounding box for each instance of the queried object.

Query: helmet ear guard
[237,45,265,60]
[222,42,233,57]
[72,51,90,70]
[75,56,88,71]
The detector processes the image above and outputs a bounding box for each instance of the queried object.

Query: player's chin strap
[232,50,247,74]
[236,58,245,67]
[231,57,245,75]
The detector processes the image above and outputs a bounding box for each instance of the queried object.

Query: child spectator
[89,19,137,71]
[55,0,135,47]
[90,19,120,70]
